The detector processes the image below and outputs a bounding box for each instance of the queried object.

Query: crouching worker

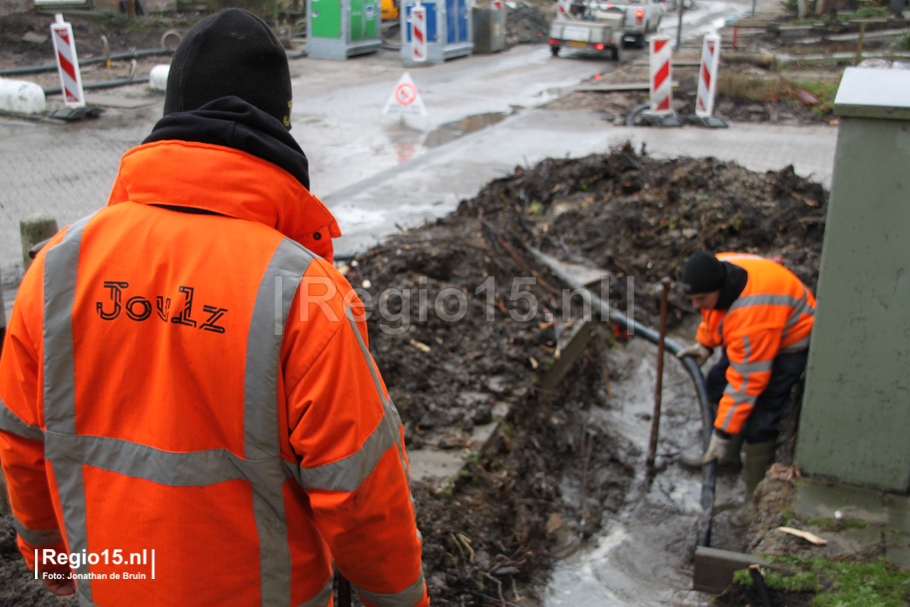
[676,251,814,525]
[0,9,427,607]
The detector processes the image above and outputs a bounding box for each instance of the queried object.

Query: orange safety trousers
[695,253,815,435]
[0,141,428,607]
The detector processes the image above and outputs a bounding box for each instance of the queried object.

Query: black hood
[715,262,749,310]
[144,96,309,190]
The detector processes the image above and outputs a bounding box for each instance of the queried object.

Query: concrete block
[20,214,58,271]
[886,493,910,535]
[407,448,466,482]
[885,530,910,570]
[795,479,886,525]
[693,546,770,594]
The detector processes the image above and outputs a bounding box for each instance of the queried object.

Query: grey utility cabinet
[797,67,910,493]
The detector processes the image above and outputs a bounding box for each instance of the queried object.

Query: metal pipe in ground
[0,48,174,77]
[675,0,684,51]
[43,76,150,96]
[855,22,866,65]
[646,277,671,474]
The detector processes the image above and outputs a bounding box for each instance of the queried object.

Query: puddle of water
[423,112,509,148]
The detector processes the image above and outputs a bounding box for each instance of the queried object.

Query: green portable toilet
[307,0,382,59]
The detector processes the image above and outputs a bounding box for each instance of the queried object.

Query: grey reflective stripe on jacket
[721,292,815,344]
[0,401,62,546]
[12,515,62,546]
[41,222,329,607]
[721,336,760,432]
[0,399,45,441]
[354,574,427,607]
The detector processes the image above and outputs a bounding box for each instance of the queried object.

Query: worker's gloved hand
[702,432,732,464]
[42,576,75,596]
[676,343,711,366]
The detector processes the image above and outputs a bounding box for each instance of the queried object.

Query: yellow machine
[381,0,399,20]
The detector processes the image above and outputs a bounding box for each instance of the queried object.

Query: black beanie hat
[165,8,293,129]
[681,250,726,295]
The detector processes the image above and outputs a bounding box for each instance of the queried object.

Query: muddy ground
[0,145,827,604]
[0,11,194,67]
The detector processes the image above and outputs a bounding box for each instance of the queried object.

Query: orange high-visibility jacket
[0,140,428,607]
[695,253,815,435]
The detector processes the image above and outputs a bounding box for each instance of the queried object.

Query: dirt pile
[453,141,827,326]
[505,4,550,45]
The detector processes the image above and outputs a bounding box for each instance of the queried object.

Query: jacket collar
[106,140,341,261]
[714,262,749,310]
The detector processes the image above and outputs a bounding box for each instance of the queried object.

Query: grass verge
[732,555,910,606]
[716,73,842,116]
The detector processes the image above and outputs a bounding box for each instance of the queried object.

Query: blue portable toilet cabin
[400,0,472,65]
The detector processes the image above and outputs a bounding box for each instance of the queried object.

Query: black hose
[526,247,716,547]
[0,48,174,77]
[43,76,150,96]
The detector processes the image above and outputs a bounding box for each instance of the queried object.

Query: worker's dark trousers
[705,349,808,445]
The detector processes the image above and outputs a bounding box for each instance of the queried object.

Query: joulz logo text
[96,282,228,334]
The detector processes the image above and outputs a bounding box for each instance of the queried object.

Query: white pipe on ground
[149,65,170,92]
[0,78,46,114]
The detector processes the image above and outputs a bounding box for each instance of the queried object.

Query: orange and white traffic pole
[649,35,672,116]
[410,2,427,63]
[49,14,86,108]
[695,33,721,118]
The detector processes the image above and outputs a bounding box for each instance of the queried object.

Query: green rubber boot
[730,440,776,528]
[678,433,743,471]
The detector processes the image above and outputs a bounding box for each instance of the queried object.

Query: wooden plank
[540,321,592,391]
[693,546,771,594]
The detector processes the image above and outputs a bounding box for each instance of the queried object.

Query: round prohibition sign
[395,83,417,106]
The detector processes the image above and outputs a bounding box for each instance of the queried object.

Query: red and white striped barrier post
[649,35,672,116]
[49,14,85,108]
[410,2,427,63]
[557,0,573,20]
[695,33,721,118]
[493,0,502,9]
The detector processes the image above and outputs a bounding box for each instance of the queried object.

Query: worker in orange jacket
[676,251,814,524]
[0,9,427,607]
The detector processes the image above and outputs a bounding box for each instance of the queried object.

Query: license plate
[567,40,587,47]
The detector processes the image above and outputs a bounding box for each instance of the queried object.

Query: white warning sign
[382,72,428,117]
